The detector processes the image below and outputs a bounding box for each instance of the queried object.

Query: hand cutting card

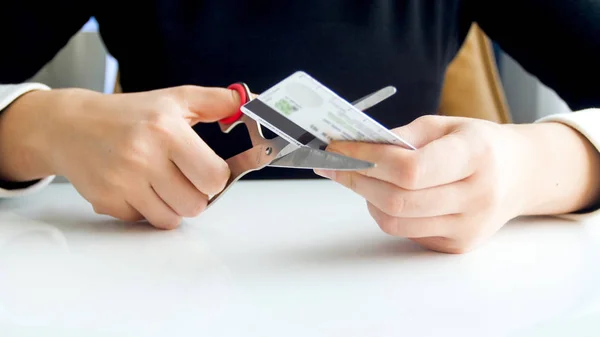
[241,71,415,150]
[206,71,415,208]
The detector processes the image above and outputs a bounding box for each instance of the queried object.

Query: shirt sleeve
[0,2,92,197]
[465,0,600,219]
[535,108,600,220]
[464,0,600,112]
[0,84,56,197]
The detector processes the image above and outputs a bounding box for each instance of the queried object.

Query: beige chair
[439,23,512,123]
[114,23,511,123]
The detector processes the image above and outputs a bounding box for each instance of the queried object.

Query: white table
[1,181,600,336]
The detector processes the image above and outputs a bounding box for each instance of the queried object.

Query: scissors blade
[351,86,396,111]
[269,147,374,170]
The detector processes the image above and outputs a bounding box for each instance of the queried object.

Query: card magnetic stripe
[243,98,317,145]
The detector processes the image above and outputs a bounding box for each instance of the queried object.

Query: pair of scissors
[206,82,397,208]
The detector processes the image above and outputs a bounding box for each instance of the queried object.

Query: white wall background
[30,19,572,124]
[29,18,118,94]
[499,52,572,123]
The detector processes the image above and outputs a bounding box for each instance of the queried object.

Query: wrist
[0,89,53,182]
[0,88,100,182]
[508,122,600,216]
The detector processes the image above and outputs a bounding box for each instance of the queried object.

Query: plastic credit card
[241,71,415,150]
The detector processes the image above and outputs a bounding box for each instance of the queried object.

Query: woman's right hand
[0,85,241,229]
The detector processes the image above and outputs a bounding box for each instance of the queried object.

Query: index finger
[327,133,477,190]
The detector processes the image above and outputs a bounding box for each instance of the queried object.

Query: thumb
[392,115,459,148]
[168,85,242,124]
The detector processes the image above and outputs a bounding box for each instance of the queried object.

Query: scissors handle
[220,83,250,124]
[206,136,289,208]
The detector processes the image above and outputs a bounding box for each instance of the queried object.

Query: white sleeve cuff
[0,176,55,197]
[535,108,600,220]
[0,83,55,197]
[0,83,51,111]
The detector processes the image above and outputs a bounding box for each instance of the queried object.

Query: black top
[1,0,599,180]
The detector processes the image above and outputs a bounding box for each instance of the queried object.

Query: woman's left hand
[315,115,600,254]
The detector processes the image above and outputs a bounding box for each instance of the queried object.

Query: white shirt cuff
[535,108,600,220]
[0,83,55,197]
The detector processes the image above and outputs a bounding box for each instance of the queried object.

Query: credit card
[241,71,415,150]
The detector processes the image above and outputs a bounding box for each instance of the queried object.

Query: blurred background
[30,18,571,125]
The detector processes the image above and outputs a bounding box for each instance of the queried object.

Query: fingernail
[314,169,336,180]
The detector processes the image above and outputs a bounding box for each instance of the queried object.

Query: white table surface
[1,180,600,336]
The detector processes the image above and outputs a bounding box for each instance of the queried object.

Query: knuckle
[186,196,208,217]
[144,111,176,141]
[168,85,194,100]
[153,92,182,111]
[203,160,231,195]
[414,114,439,127]
[118,138,152,171]
[368,202,399,236]
[376,215,399,236]
[165,85,202,110]
[398,156,420,189]
[116,119,154,159]
[382,193,406,217]
[92,202,110,216]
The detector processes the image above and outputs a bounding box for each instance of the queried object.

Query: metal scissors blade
[266,85,397,169]
[351,86,396,112]
[269,146,374,170]
[206,82,395,209]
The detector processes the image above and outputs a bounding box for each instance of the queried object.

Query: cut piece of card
[241,71,415,150]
